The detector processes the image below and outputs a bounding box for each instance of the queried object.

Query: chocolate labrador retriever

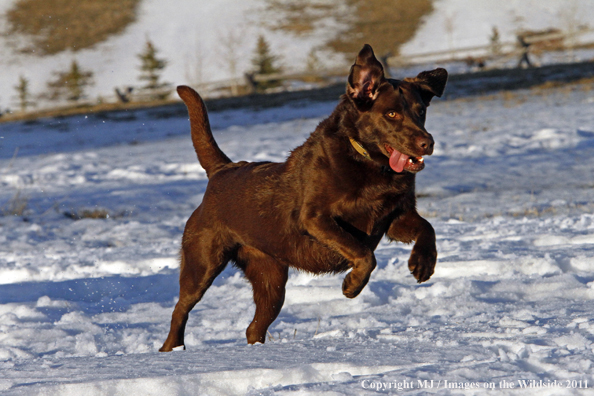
[160,44,447,351]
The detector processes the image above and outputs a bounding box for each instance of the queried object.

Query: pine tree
[251,35,282,91]
[47,60,94,102]
[14,75,34,111]
[138,39,171,99]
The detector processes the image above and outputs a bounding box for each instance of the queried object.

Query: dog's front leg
[387,210,437,283]
[302,211,376,298]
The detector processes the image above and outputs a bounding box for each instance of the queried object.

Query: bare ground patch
[4,0,141,55]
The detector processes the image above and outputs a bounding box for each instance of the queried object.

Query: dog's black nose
[417,134,434,155]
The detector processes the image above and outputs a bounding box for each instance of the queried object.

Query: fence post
[244,73,257,94]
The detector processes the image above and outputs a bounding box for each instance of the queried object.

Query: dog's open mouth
[385,144,425,173]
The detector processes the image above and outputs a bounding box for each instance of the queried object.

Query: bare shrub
[217,27,248,96]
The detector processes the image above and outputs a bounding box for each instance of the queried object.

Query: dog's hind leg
[159,234,231,352]
[239,247,289,344]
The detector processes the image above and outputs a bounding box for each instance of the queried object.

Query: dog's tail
[177,85,231,178]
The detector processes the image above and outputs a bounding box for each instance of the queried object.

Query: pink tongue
[389,149,409,173]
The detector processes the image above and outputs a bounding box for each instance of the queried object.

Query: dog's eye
[419,109,425,117]
[386,111,401,119]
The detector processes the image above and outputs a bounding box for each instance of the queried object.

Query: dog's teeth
[419,157,424,163]
[408,158,413,163]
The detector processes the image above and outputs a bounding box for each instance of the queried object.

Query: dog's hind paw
[159,343,185,352]
[342,255,376,298]
[342,272,367,298]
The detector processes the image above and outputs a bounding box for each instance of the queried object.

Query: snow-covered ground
[1,73,594,394]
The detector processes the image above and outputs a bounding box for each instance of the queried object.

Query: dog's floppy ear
[347,44,385,110]
[407,68,448,106]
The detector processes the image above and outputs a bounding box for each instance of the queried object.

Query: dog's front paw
[408,243,437,283]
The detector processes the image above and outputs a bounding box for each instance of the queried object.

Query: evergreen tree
[251,35,282,91]
[47,60,94,102]
[138,39,171,99]
[14,75,34,111]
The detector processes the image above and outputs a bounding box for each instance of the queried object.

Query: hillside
[1,0,594,113]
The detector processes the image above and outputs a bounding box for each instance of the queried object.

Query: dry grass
[532,76,594,94]
[63,208,112,220]
[263,0,433,58]
[262,0,338,35]
[1,191,28,217]
[5,0,141,55]
[0,98,179,124]
[328,0,433,58]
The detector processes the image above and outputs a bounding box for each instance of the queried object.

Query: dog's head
[346,44,447,173]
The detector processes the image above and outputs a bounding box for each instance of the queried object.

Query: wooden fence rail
[113,27,594,103]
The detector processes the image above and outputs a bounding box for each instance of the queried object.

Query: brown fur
[160,44,447,351]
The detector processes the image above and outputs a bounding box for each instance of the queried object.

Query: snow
[1,70,594,394]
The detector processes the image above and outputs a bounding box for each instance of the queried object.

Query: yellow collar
[349,137,372,160]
